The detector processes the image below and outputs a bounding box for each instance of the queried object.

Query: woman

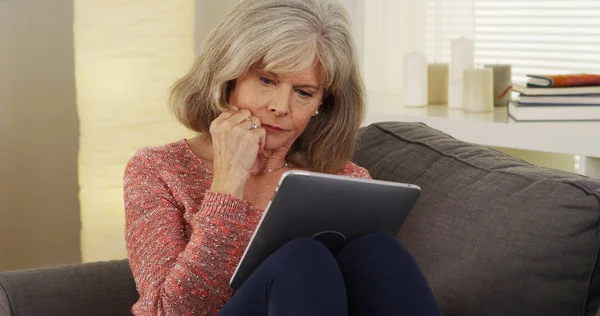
[124,0,440,315]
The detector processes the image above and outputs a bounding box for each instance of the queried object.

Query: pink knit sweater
[123,139,371,315]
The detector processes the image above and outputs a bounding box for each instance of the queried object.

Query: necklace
[267,162,289,173]
[251,162,289,174]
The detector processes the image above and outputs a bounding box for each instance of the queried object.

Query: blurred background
[1,0,598,271]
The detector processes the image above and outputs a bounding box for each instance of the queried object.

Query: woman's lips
[262,124,285,133]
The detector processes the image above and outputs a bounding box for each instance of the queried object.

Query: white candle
[484,64,512,107]
[403,52,428,107]
[428,63,448,105]
[463,68,493,113]
[448,37,474,109]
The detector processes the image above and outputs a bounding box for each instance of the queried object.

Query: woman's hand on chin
[209,107,266,199]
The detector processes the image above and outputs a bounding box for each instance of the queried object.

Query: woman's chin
[262,136,291,153]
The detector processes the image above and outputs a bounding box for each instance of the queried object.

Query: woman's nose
[268,88,290,115]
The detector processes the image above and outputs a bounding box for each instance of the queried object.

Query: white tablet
[229,170,421,290]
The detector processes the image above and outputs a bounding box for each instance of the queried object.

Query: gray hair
[170,0,365,174]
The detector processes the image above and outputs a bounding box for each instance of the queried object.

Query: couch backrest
[353,122,600,316]
[0,259,137,316]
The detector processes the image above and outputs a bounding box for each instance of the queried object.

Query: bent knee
[268,238,337,271]
[279,238,332,258]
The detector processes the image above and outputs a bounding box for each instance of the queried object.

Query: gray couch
[1,122,600,316]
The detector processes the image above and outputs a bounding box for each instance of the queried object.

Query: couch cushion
[353,122,600,316]
[0,259,138,316]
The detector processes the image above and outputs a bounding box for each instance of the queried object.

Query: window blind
[426,0,600,84]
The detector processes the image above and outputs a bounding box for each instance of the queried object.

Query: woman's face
[228,63,324,152]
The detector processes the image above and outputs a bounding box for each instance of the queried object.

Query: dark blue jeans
[218,233,441,316]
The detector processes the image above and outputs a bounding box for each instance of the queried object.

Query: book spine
[547,74,600,87]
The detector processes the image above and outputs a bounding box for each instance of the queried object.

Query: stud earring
[315,110,319,115]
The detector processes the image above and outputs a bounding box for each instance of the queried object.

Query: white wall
[354,0,427,94]
[339,0,364,71]
[75,0,195,262]
[195,0,240,54]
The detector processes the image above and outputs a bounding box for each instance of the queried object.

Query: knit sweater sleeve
[124,149,255,316]
[342,162,372,179]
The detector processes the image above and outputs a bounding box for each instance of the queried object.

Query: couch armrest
[0,259,138,316]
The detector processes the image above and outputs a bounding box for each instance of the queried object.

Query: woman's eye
[260,77,273,85]
[297,90,312,98]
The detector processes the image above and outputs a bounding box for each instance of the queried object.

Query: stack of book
[509,74,600,122]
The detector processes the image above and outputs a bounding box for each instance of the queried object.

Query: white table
[363,91,600,178]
